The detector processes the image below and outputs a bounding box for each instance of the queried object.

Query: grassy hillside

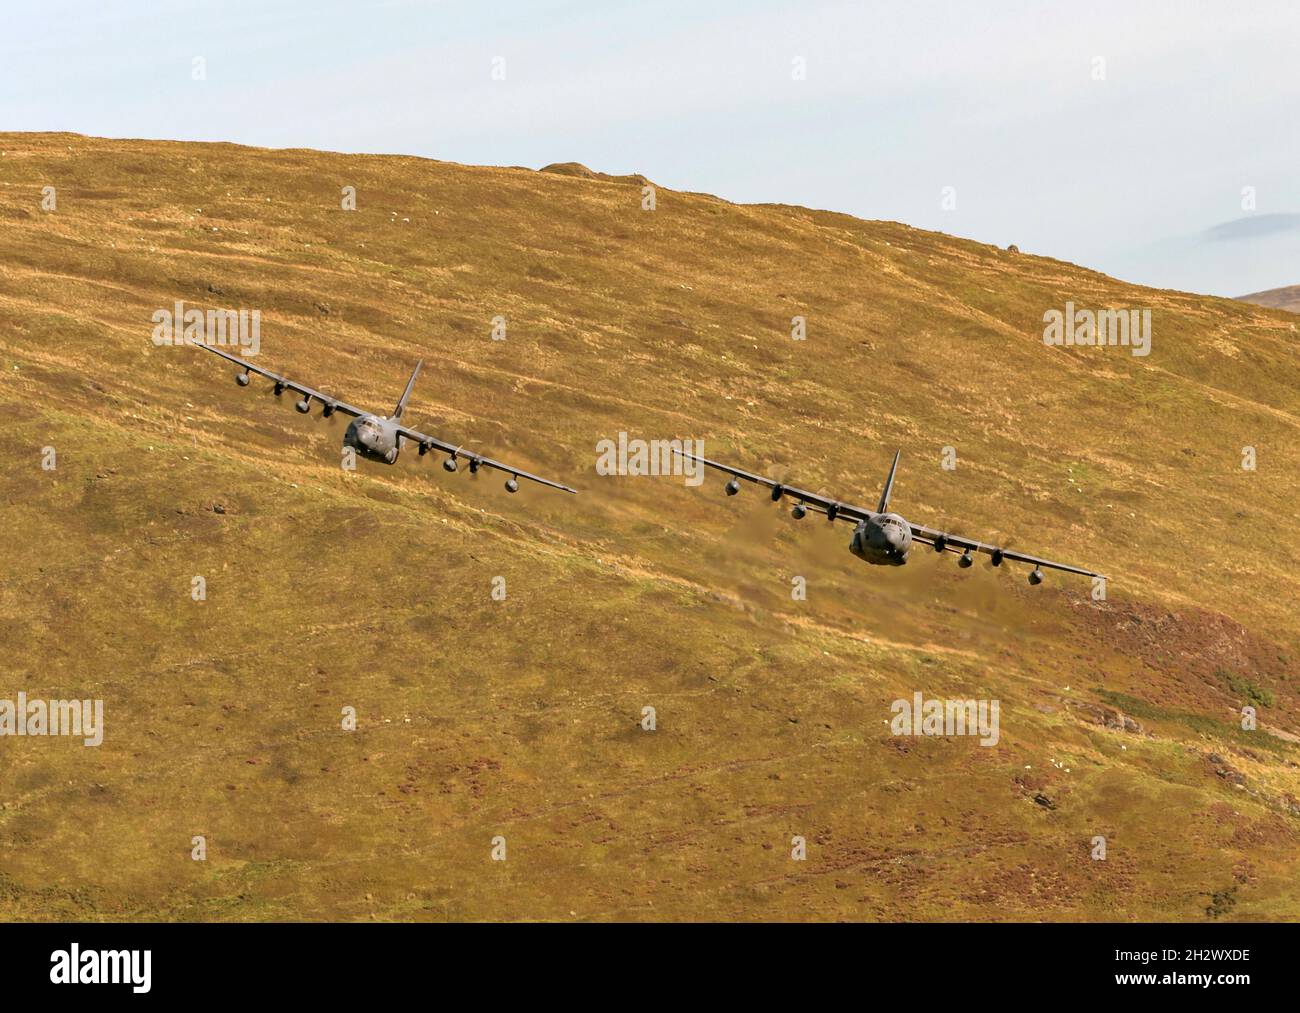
[1,132,1298,921]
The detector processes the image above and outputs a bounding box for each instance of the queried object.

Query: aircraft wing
[192,341,369,419]
[194,341,574,494]
[393,422,577,494]
[908,522,1105,579]
[675,449,1103,578]
[674,449,875,522]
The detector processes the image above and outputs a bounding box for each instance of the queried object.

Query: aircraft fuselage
[849,512,913,566]
[344,414,402,464]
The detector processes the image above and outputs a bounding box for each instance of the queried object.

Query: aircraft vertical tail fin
[392,359,423,419]
[876,449,901,513]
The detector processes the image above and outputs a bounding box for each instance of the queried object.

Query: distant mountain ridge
[1205,213,1300,242]
[1238,284,1300,313]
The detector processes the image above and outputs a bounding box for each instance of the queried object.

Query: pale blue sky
[4,0,1298,296]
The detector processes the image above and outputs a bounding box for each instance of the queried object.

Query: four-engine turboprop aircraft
[193,343,576,495]
[675,448,1103,585]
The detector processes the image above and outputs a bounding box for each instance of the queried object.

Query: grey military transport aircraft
[194,343,576,494]
[676,448,1103,585]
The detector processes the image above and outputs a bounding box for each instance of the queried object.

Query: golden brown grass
[0,132,1298,921]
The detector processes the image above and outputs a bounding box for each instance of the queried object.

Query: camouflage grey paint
[677,448,1103,585]
[193,342,576,494]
